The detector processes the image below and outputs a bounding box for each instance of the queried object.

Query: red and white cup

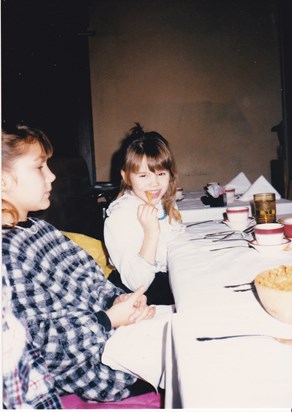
[224,187,235,204]
[175,188,184,201]
[282,218,292,239]
[254,223,284,245]
[226,206,249,223]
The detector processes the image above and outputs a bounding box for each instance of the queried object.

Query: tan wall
[89,0,282,190]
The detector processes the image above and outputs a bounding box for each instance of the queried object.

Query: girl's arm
[106,286,156,327]
[137,202,160,264]
[104,208,157,291]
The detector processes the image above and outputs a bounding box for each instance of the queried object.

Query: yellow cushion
[62,231,114,278]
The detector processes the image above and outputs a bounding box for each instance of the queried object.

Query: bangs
[145,154,173,173]
[2,127,53,169]
[125,137,173,174]
[24,131,53,158]
[33,137,53,158]
[9,126,54,158]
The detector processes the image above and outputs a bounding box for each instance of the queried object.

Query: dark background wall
[2,0,95,183]
[277,0,292,197]
[88,0,286,191]
[2,0,292,199]
[2,0,99,236]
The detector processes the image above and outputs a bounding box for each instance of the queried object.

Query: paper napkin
[239,175,281,201]
[224,172,251,195]
[102,305,174,390]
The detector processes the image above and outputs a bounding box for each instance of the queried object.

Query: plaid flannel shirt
[2,218,137,402]
[2,280,62,409]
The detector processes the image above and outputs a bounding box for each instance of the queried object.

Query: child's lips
[146,191,152,203]
[147,190,161,200]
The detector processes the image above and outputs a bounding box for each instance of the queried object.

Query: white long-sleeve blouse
[104,191,186,291]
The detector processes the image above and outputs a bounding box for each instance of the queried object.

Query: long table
[177,190,292,223]
[165,220,292,408]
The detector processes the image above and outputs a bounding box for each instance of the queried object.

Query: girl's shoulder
[2,217,64,248]
[106,191,140,218]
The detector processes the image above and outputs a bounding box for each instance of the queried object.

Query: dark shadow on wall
[109,129,139,187]
[30,156,100,238]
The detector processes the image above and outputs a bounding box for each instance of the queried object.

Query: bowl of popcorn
[254,265,292,324]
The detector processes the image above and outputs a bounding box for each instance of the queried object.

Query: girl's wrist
[143,228,160,238]
[95,310,112,331]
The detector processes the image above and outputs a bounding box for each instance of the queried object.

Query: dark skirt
[128,379,156,397]
[108,270,175,305]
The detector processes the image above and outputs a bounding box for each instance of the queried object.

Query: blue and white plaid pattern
[2,280,62,409]
[2,219,136,402]
[2,344,62,409]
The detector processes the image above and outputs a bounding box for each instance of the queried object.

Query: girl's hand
[107,286,156,328]
[129,304,156,323]
[137,203,160,235]
[113,290,147,309]
[138,203,160,264]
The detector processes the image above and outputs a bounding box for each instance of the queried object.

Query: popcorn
[255,265,292,291]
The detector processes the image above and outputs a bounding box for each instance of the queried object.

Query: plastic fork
[196,334,292,345]
[186,220,222,227]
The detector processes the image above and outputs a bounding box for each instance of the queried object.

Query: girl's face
[122,156,170,205]
[2,142,56,221]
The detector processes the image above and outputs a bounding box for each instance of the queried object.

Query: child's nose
[47,168,56,183]
[149,173,159,186]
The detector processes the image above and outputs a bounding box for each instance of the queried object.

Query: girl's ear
[121,170,131,188]
[2,176,8,192]
[1,172,13,193]
[121,170,126,183]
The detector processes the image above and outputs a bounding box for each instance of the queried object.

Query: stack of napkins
[225,172,281,201]
[239,175,281,201]
[225,172,251,195]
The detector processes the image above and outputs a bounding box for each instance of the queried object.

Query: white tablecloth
[102,305,174,390]
[168,311,292,408]
[165,221,292,408]
[178,190,292,223]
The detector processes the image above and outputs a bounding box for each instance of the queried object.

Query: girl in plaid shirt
[2,125,170,404]
[2,277,62,409]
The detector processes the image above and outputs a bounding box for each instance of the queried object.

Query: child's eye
[157,171,167,176]
[37,162,47,170]
[138,173,147,178]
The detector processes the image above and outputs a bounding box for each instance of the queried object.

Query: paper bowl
[278,216,292,239]
[254,265,292,324]
[254,223,284,245]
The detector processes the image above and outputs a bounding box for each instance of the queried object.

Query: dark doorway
[2,0,95,183]
[277,0,292,198]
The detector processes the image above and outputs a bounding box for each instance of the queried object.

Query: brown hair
[120,123,182,223]
[1,125,53,225]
